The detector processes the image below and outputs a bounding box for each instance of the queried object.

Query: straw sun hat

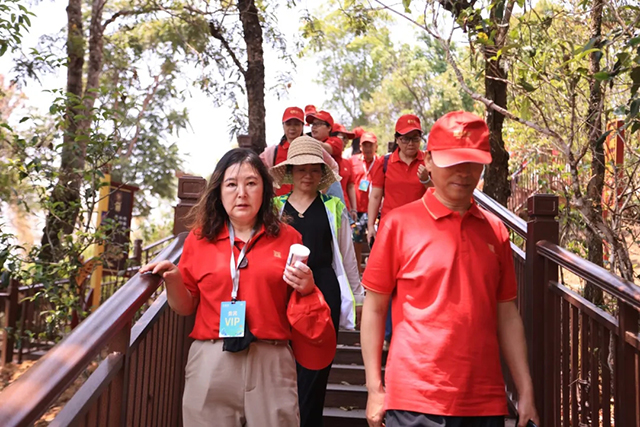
[270,135,340,191]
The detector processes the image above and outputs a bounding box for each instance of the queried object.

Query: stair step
[329,364,384,386]
[324,383,368,409]
[329,364,365,385]
[337,329,361,346]
[323,407,367,427]
[334,345,387,366]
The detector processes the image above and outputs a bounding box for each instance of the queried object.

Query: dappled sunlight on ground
[1,359,98,426]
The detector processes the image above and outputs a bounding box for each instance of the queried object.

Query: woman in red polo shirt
[140,148,336,427]
[259,106,305,196]
[307,110,357,214]
[366,114,430,244]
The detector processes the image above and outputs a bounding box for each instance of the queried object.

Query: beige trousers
[182,340,300,427]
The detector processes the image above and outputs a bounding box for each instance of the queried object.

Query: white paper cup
[286,244,310,267]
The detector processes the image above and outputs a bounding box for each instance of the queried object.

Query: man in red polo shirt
[360,111,539,427]
[350,131,378,273]
[307,110,357,215]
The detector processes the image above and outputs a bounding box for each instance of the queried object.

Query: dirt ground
[1,360,98,426]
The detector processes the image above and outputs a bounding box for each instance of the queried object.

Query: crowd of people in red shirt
[140,107,540,427]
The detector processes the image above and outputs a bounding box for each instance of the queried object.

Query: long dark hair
[187,148,281,240]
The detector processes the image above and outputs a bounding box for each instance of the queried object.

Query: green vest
[273,193,356,330]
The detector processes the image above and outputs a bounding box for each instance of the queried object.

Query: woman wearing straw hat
[271,135,364,427]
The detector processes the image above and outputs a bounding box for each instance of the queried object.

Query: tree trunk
[584,0,605,305]
[437,0,512,206]
[237,0,266,154]
[40,0,85,262]
[40,0,106,262]
[483,56,511,206]
[481,2,514,207]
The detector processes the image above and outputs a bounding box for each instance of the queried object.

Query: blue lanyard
[228,223,256,302]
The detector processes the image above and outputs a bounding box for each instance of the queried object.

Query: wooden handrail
[0,233,186,427]
[537,240,640,311]
[142,234,175,252]
[473,189,527,238]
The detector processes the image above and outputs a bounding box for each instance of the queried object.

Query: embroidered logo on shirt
[274,251,282,258]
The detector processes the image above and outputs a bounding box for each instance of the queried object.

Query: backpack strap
[383,153,391,174]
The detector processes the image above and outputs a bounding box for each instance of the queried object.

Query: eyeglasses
[311,121,330,128]
[398,136,422,144]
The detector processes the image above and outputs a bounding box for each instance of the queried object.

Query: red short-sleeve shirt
[179,224,302,341]
[370,149,426,218]
[274,141,292,196]
[324,136,344,160]
[351,154,377,213]
[338,158,354,210]
[361,188,517,416]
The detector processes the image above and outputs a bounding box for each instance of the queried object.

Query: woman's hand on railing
[140,261,181,287]
[140,261,196,316]
[283,262,315,296]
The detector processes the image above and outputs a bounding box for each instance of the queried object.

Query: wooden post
[90,169,111,310]
[132,239,143,266]
[617,301,639,425]
[173,176,206,236]
[525,194,559,423]
[237,134,254,151]
[1,278,18,366]
[108,322,132,426]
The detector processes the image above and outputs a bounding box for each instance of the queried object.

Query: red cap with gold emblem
[333,123,355,139]
[304,104,317,117]
[395,114,422,135]
[282,106,304,123]
[428,111,492,167]
[360,131,377,144]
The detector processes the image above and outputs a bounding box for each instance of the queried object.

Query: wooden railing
[0,233,190,427]
[474,189,528,414]
[537,240,640,427]
[1,281,67,365]
[476,190,640,426]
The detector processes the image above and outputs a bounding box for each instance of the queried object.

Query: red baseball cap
[306,110,334,130]
[352,127,365,139]
[428,111,492,167]
[360,131,377,144]
[287,287,337,370]
[304,104,317,117]
[282,106,304,123]
[395,114,422,135]
[333,123,355,139]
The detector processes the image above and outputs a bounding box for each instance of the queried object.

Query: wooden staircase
[322,329,375,426]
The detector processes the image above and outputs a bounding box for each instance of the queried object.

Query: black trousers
[386,410,505,427]
[297,266,342,427]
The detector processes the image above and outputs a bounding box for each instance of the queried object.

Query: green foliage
[301,1,394,126]
[303,3,478,144]
[0,0,33,57]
